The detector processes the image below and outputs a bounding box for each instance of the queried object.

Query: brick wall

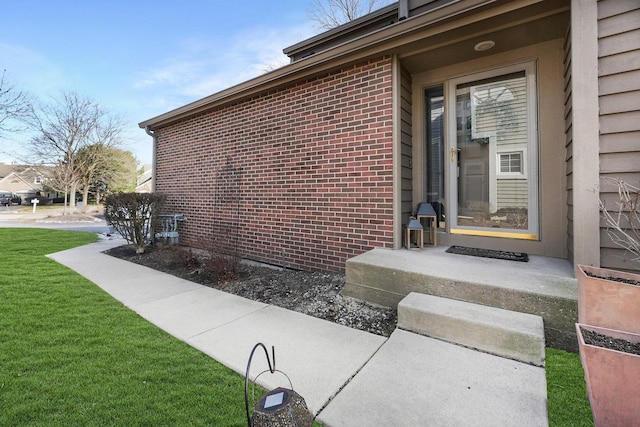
[154,56,395,272]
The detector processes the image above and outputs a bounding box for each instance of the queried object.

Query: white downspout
[399,0,409,20]
[145,126,157,193]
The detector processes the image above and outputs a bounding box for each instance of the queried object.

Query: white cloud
[133,23,315,103]
[128,23,317,164]
[134,62,197,89]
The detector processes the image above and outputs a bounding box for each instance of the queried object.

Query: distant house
[0,164,50,202]
[140,0,640,273]
[135,164,153,193]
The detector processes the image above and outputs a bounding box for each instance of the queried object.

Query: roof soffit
[399,2,570,72]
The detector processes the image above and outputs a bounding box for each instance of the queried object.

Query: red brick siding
[155,56,394,271]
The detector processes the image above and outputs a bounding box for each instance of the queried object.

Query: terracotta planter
[576,324,640,427]
[577,264,640,334]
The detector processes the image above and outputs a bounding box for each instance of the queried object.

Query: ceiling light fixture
[474,40,495,52]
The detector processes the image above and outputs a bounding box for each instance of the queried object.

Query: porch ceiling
[399,2,569,73]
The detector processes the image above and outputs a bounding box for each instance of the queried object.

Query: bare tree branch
[308,0,394,30]
[0,69,32,139]
[600,178,640,264]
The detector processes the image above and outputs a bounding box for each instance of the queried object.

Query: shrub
[176,247,202,269]
[104,192,166,254]
[600,178,640,265]
[204,253,240,284]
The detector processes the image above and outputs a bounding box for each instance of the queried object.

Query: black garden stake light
[244,343,313,427]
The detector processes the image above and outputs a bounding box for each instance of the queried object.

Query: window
[498,151,524,176]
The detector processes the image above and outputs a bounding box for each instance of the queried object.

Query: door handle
[451,148,460,162]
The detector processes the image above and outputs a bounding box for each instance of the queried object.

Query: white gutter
[144,126,157,192]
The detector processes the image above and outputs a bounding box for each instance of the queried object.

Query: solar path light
[244,343,312,427]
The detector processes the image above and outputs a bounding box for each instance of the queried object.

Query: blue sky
[0,1,326,165]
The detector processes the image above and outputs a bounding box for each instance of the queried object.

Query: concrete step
[398,292,546,366]
[343,247,578,352]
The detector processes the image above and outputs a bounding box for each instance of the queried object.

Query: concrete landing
[318,329,548,427]
[398,292,546,366]
[344,247,578,351]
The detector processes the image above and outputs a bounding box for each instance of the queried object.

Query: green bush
[104,192,165,254]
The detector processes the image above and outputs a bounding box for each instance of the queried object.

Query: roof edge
[139,0,537,130]
[282,3,399,57]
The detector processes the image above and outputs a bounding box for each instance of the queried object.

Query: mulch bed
[104,244,397,337]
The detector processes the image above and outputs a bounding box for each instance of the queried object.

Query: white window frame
[497,149,527,179]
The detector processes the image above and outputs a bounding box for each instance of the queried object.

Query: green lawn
[0,229,252,426]
[546,348,594,426]
[0,228,592,426]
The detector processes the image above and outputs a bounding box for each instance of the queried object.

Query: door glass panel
[425,86,445,227]
[452,69,536,236]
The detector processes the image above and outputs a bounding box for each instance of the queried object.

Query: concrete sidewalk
[48,237,548,426]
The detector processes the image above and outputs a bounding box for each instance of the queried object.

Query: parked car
[0,193,22,206]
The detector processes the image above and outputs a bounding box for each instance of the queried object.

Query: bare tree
[44,158,76,207]
[0,69,31,140]
[27,91,124,213]
[308,0,395,30]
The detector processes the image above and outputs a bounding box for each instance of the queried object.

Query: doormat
[445,245,529,262]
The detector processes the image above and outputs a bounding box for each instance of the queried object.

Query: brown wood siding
[563,27,574,263]
[400,66,413,225]
[598,0,640,271]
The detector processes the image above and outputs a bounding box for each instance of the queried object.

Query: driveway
[0,206,110,233]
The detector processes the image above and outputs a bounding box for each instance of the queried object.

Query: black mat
[446,245,529,262]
